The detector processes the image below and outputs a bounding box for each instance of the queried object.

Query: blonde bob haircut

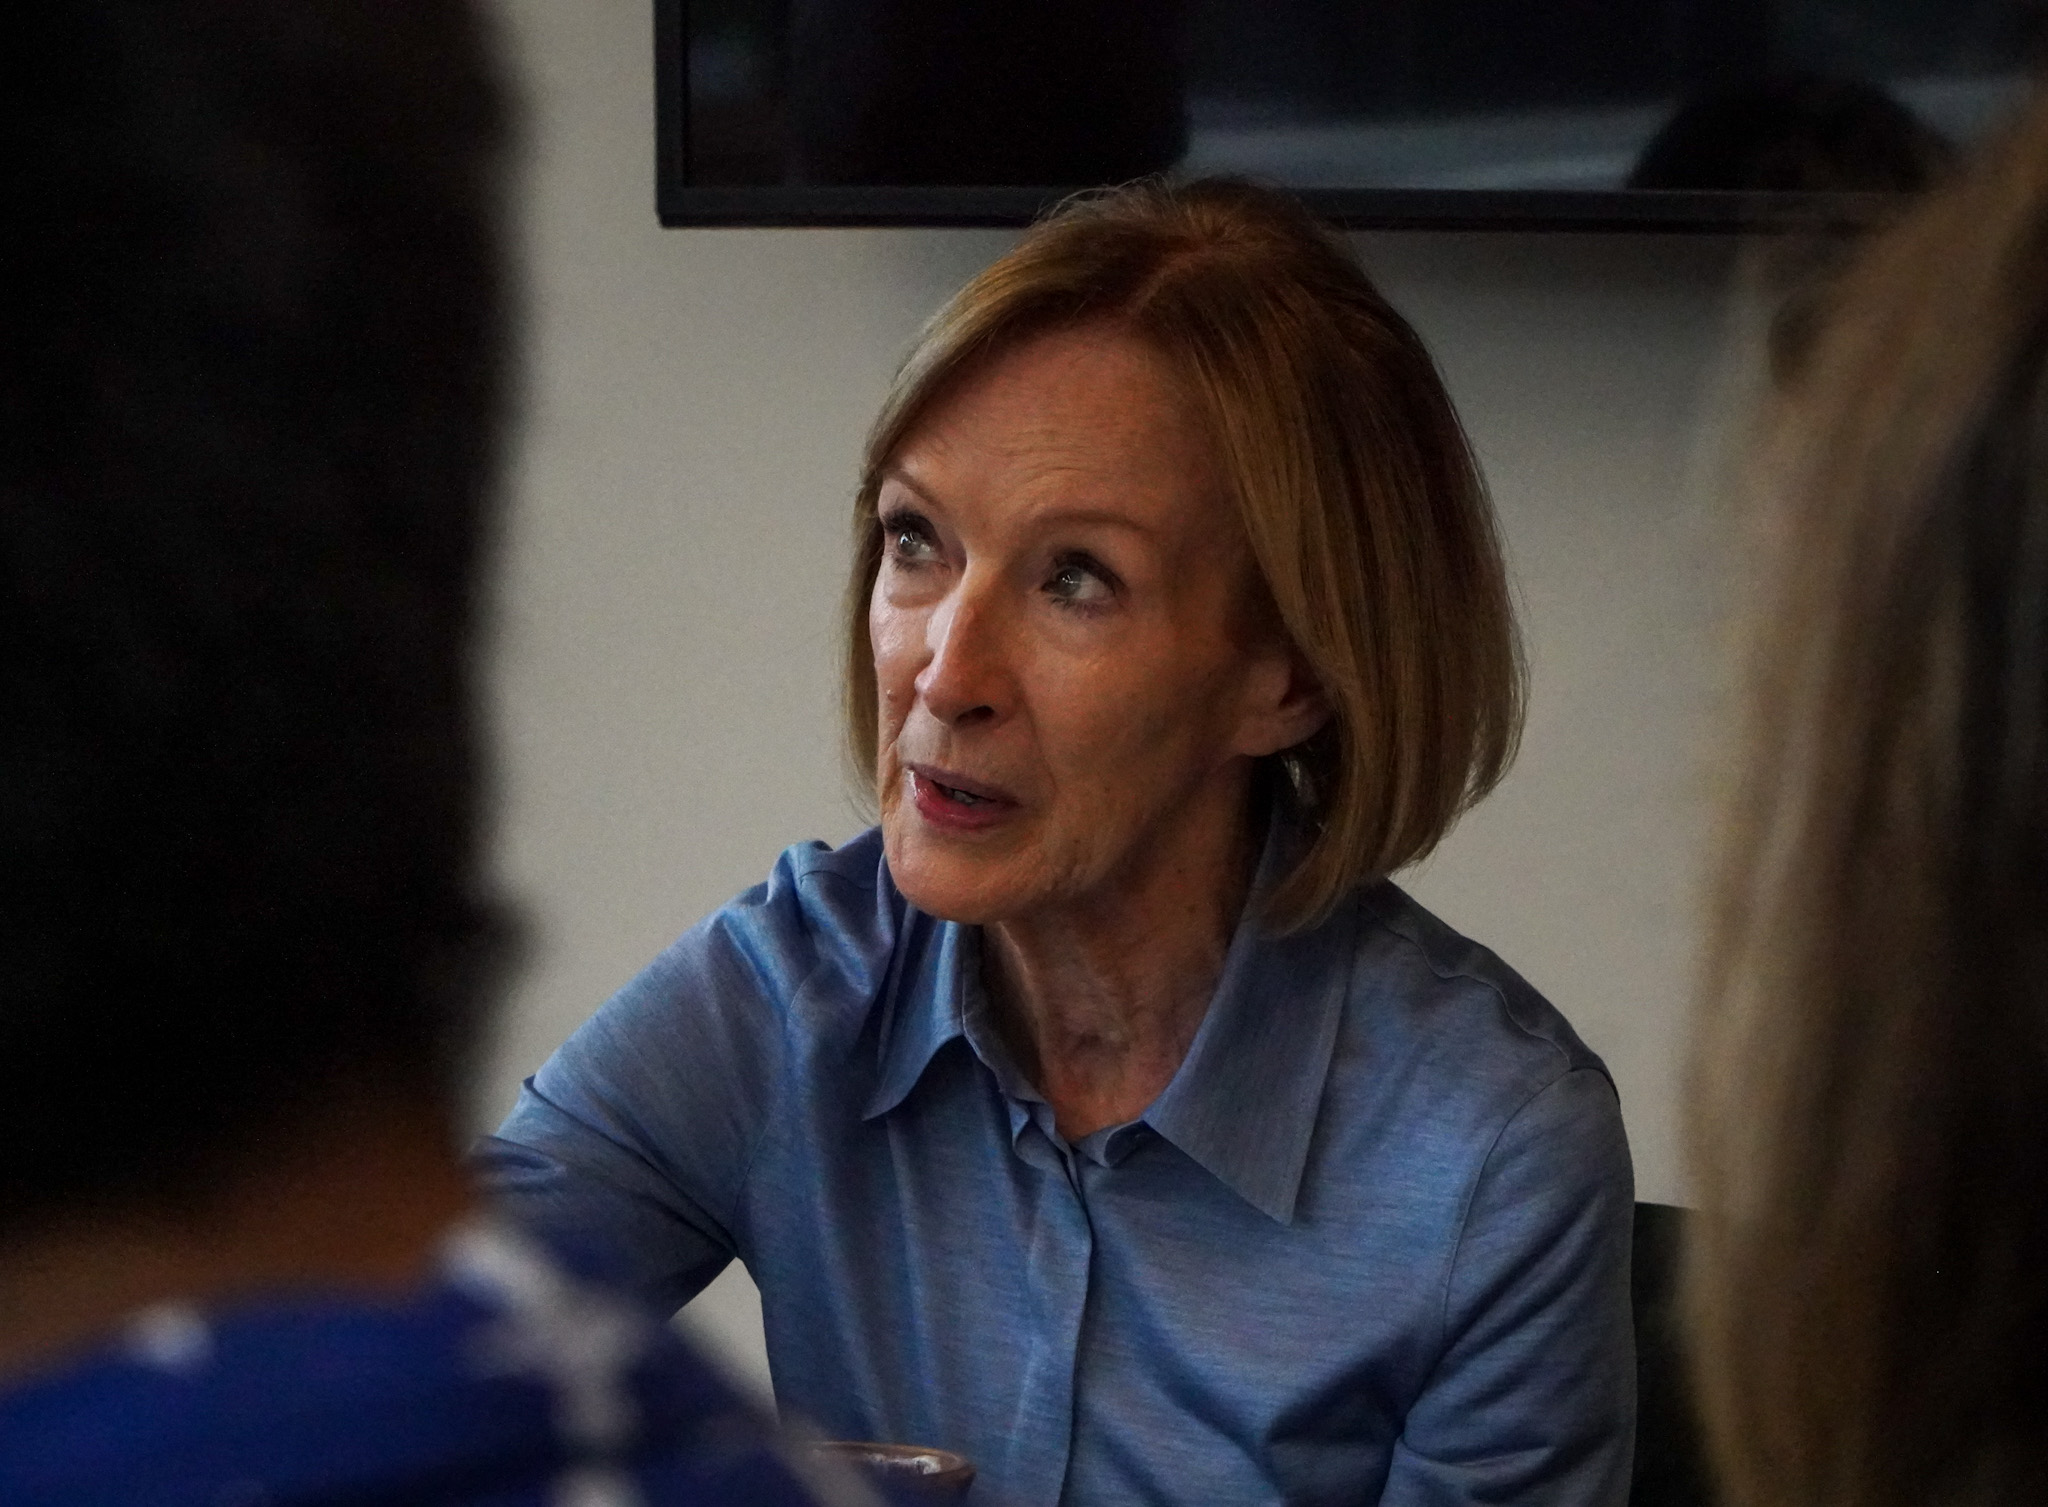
[844,177,1523,930]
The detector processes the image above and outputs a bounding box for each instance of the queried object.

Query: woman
[1687,101,2048,1507]
[481,179,1634,1507]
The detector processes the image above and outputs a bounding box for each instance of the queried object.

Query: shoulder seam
[733,835,901,1236]
[728,839,885,1240]
[728,951,833,1244]
[1357,888,1580,1078]
[1436,1065,1609,1356]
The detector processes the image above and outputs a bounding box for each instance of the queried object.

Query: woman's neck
[0,1095,475,1383]
[985,801,1259,1141]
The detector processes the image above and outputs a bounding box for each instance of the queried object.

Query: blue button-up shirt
[478,829,1635,1507]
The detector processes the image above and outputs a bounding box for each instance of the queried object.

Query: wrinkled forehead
[882,322,1236,543]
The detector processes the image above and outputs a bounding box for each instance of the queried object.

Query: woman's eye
[882,513,937,562]
[1046,558,1115,606]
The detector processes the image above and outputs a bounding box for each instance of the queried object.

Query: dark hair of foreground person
[0,7,870,1504]
[0,0,511,1238]
[845,177,1525,929]
[1690,94,2048,1507]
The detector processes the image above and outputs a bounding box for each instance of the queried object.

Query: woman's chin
[883,822,1036,926]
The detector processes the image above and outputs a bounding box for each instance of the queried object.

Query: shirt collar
[1139,881,1354,1225]
[860,823,1354,1226]
[862,910,972,1123]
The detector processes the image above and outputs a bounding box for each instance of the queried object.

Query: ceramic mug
[809,1441,975,1502]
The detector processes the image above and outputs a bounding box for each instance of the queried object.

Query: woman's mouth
[907,765,1017,832]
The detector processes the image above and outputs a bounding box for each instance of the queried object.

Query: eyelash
[879,509,938,565]
[1045,553,1118,610]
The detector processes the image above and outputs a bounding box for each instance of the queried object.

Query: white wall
[480,0,1753,1395]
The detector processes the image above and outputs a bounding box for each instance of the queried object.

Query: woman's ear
[1234,647,1330,760]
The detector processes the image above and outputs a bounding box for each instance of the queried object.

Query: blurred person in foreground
[0,5,854,1504]
[1689,91,2048,1507]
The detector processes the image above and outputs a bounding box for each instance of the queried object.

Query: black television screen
[656,0,2044,228]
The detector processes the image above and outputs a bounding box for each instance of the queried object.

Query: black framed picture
[655,0,2042,230]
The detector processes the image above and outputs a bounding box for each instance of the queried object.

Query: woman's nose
[916,584,1007,729]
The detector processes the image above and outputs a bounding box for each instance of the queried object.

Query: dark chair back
[1630,1202,1712,1507]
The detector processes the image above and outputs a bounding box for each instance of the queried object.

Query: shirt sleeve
[1378,1066,1637,1507]
[472,846,860,1316]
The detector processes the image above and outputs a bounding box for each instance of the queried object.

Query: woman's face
[870,324,1323,927]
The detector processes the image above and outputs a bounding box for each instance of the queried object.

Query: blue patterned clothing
[0,1220,869,1507]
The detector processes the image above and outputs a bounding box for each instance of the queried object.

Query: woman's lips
[907,765,1018,833]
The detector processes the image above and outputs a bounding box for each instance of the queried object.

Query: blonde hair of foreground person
[843,177,1524,929]
[1689,99,2048,1507]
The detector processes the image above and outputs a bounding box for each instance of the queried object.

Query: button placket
[1051,1150,1102,1507]
[1004,1115,1094,1507]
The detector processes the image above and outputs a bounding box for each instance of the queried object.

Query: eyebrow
[875,468,942,512]
[875,467,1160,537]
